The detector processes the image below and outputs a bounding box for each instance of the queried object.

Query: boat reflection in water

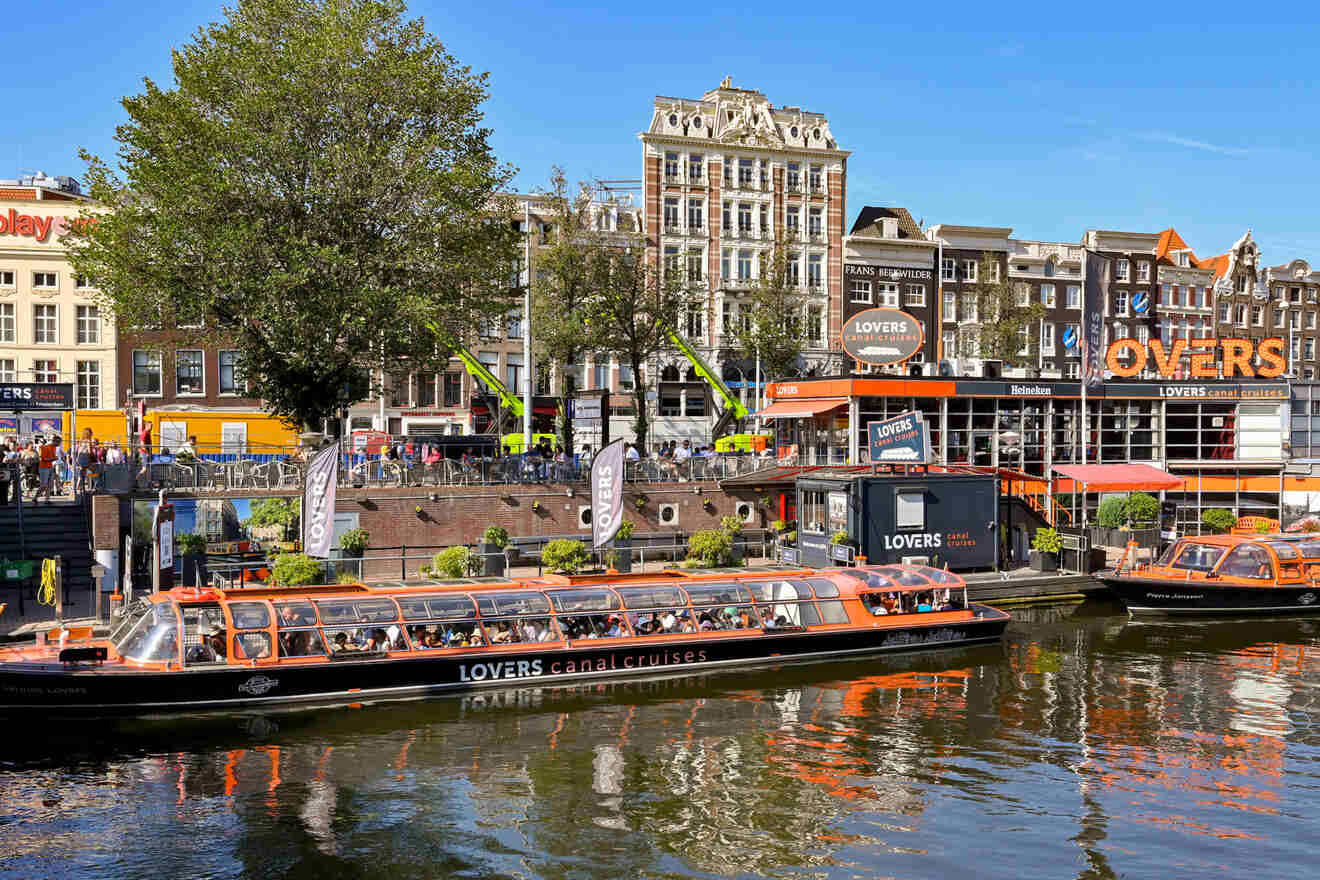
[4,603,1320,879]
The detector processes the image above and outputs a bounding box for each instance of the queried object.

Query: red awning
[754,398,848,418]
[1051,463,1183,492]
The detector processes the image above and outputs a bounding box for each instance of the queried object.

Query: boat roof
[160,564,965,606]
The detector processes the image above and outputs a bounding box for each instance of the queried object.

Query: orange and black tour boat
[0,565,1009,714]
[1101,533,1320,616]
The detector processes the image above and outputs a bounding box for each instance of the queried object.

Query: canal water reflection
[4,600,1320,879]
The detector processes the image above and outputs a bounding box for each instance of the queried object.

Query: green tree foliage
[952,252,1046,367]
[270,552,324,586]
[687,529,734,567]
[1096,496,1128,529]
[1031,527,1062,554]
[176,532,207,555]
[729,235,808,381]
[339,528,369,555]
[481,525,510,548]
[1126,492,1159,524]
[542,539,589,574]
[242,497,300,540]
[1201,508,1236,534]
[429,546,478,578]
[69,0,519,430]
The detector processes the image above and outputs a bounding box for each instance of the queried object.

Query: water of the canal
[3,599,1319,879]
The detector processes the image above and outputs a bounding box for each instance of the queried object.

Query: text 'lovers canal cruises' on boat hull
[0,566,1009,714]
[1101,533,1320,616]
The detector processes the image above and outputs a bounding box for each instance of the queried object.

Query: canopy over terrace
[1050,463,1184,527]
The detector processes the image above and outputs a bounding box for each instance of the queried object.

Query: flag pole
[1080,251,1087,469]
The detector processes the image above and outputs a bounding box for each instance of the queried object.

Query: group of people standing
[0,427,129,505]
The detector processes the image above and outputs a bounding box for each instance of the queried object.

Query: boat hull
[0,608,1009,715]
[1100,572,1320,616]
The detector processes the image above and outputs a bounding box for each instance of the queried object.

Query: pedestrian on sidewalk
[34,434,58,504]
[74,427,94,498]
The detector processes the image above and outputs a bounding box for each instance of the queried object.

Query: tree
[952,252,1045,367]
[242,497,300,541]
[729,236,810,381]
[69,0,519,430]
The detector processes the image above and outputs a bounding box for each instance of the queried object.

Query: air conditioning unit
[901,555,930,566]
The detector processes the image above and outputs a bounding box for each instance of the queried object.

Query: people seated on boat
[698,612,715,631]
[761,608,777,628]
[677,610,695,633]
[331,632,356,653]
[208,628,228,658]
[774,614,789,628]
[916,593,933,613]
[881,593,899,614]
[659,610,677,632]
[722,606,742,629]
[862,594,887,615]
[386,625,408,650]
[467,627,484,647]
[490,621,515,644]
[521,619,542,642]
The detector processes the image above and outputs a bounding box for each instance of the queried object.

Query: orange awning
[1051,463,1183,492]
[754,398,848,418]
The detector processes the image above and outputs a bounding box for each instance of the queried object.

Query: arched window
[685,367,700,382]
[660,365,680,382]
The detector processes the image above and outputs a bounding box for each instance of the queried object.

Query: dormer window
[1178,253,1189,267]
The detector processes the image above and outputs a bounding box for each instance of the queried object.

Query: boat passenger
[882,594,898,613]
[491,622,514,644]
[677,610,695,633]
[468,628,484,647]
[605,616,623,638]
[209,629,228,658]
[660,610,677,632]
[331,632,351,653]
[698,612,715,631]
[761,608,777,629]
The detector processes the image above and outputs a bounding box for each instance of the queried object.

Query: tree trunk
[559,388,574,457]
[631,356,648,452]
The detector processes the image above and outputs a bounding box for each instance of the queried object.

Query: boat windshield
[114,599,181,662]
[1169,542,1226,572]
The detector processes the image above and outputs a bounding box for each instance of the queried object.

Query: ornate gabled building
[640,79,849,433]
[1263,257,1320,379]
[842,206,937,373]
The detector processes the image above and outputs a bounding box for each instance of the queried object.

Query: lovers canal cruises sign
[841,307,924,367]
[1105,336,1286,379]
[0,383,75,411]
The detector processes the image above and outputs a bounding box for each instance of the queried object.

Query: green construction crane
[454,348,522,434]
[667,331,749,438]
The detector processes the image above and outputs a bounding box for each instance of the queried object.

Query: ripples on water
[4,601,1320,879]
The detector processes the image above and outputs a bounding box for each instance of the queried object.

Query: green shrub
[1126,493,1159,525]
[337,570,359,584]
[1031,527,1062,554]
[784,530,797,544]
[720,514,744,535]
[432,546,479,578]
[615,520,635,540]
[176,532,207,555]
[687,529,734,567]
[1201,508,1236,534]
[1096,496,1127,528]
[1255,520,1273,534]
[771,518,787,533]
[830,530,851,546]
[270,553,324,586]
[339,528,369,555]
[482,525,510,548]
[543,539,589,574]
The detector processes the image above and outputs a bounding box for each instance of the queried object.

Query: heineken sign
[841,307,924,366]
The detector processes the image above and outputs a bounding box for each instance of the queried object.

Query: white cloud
[1142,132,1249,156]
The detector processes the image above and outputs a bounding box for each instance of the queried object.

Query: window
[1293,286,1304,304]
[1065,362,1080,379]
[0,359,12,382]
[759,204,768,237]
[506,352,524,390]
[133,351,162,395]
[722,201,731,232]
[33,271,57,289]
[1041,323,1055,351]
[1238,275,1249,293]
[32,359,57,383]
[176,350,204,394]
[0,269,13,287]
[942,329,956,356]
[849,279,872,304]
[1235,305,1248,326]
[76,305,99,344]
[807,254,823,288]
[786,206,800,234]
[218,351,244,394]
[1178,252,1190,267]
[1137,262,1150,281]
[685,390,705,416]
[962,260,977,282]
[990,263,1001,283]
[1114,290,1129,317]
[1251,305,1264,326]
[904,284,925,307]
[443,372,462,406]
[663,197,679,231]
[686,249,704,283]
[685,303,704,339]
[1219,303,1231,323]
[416,373,436,407]
[721,248,731,279]
[943,290,956,322]
[808,164,822,191]
[896,490,925,530]
[1115,259,1129,281]
[961,294,977,323]
[663,245,680,277]
[664,152,679,179]
[737,203,752,233]
[808,208,822,238]
[1066,285,1081,309]
[877,283,899,307]
[619,364,635,391]
[786,254,801,287]
[688,153,703,181]
[808,305,823,344]
[507,309,523,339]
[0,303,12,343]
[688,199,704,232]
[1307,338,1316,361]
[738,159,754,187]
[33,304,57,343]
[786,162,800,190]
[1309,312,1317,330]
[1041,284,1056,308]
[75,275,93,291]
[941,258,955,281]
[1275,308,1287,329]
[1015,283,1030,307]
[737,250,752,281]
[76,360,100,409]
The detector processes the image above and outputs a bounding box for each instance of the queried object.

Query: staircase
[0,499,96,618]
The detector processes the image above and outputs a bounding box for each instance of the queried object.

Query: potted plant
[270,552,325,586]
[613,520,635,574]
[1095,496,1126,547]
[685,528,733,568]
[543,539,589,574]
[1030,527,1062,573]
[1201,508,1236,535]
[429,546,480,579]
[633,495,647,511]
[479,525,510,577]
[829,529,854,566]
[720,514,745,564]
[338,527,369,580]
[177,532,208,587]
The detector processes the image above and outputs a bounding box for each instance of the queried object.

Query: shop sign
[841,307,924,366]
[1105,337,1286,379]
[0,210,73,242]
[0,383,75,411]
[867,411,930,463]
[844,263,932,281]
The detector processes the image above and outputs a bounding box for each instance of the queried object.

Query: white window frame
[1114,290,1129,317]
[849,279,872,304]
[32,359,58,383]
[1251,305,1264,327]
[1115,258,1129,281]
[962,260,977,283]
[1041,284,1056,308]
[1066,285,1081,309]
[76,304,100,345]
[0,359,14,382]
[943,290,957,323]
[33,303,57,344]
[941,258,955,281]
[133,350,163,397]
[904,284,926,307]
[76,360,100,409]
[218,351,246,395]
[0,302,13,344]
[1041,322,1055,352]
[0,269,15,288]
[877,283,899,308]
[1137,262,1150,281]
[176,349,206,395]
[33,271,58,290]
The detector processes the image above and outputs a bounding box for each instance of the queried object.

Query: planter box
[478,543,506,578]
[613,538,633,574]
[1029,549,1058,572]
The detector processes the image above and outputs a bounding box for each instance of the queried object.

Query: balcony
[808,229,823,242]
[808,182,823,194]
[663,172,681,184]
[786,182,802,194]
[663,223,682,235]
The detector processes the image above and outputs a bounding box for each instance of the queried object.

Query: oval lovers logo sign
[841,307,924,366]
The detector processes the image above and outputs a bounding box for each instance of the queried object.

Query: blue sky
[6,1,1319,263]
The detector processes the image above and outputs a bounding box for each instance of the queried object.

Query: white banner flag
[303,445,339,558]
[591,439,625,548]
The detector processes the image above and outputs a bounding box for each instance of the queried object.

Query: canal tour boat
[1101,533,1320,616]
[0,565,1009,715]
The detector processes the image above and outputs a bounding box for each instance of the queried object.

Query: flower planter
[478,542,506,577]
[613,537,633,573]
[1029,549,1058,573]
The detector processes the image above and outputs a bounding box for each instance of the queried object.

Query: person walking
[74,428,94,498]
[34,434,58,504]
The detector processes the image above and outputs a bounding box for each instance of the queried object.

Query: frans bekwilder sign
[867,411,930,464]
[840,307,923,366]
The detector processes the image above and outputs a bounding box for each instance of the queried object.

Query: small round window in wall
[736,502,754,523]
[790,126,799,139]
[813,128,821,141]
[691,116,702,130]
[659,503,679,526]
[578,505,592,529]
